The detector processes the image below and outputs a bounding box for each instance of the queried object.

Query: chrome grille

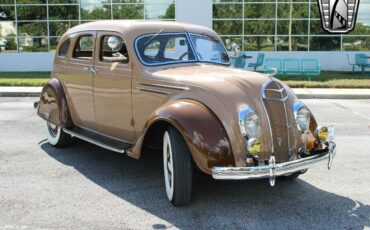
[261,80,296,162]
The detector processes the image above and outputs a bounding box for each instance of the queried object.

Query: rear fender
[37,77,72,127]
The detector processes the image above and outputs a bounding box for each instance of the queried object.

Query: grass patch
[0,71,369,88]
[275,71,370,88]
[284,79,370,88]
[0,78,49,86]
[0,71,51,79]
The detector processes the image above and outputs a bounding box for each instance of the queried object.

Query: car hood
[149,64,302,166]
[151,64,270,96]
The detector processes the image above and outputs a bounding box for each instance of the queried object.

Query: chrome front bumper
[212,142,336,186]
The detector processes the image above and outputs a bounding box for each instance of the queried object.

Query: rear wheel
[46,121,71,147]
[163,127,193,206]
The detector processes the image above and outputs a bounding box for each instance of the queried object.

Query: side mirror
[107,36,121,50]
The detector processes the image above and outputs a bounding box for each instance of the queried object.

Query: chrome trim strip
[260,97,274,154]
[212,142,336,185]
[136,86,173,95]
[138,82,189,91]
[63,128,125,154]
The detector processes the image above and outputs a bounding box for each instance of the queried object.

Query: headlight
[239,106,261,139]
[293,101,311,133]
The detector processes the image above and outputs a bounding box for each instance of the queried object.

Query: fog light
[247,138,261,156]
[315,126,328,142]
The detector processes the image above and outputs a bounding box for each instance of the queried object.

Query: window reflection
[112,4,144,19]
[214,3,243,19]
[310,36,341,51]
[0,6,15,21]
[277,20,308,35]
[49,21,79,36]
[18,22,47,37]
[277,3,309,19]
[277,36,308,51]
[244,21,275,35]
[0,36,17,52]
[19,37,48,52]
[343,37,370,51]
[214,20,243,35]
[145,0,175,19]
[0,21,16,38]
[17,6,47,20]
[244,36,275,51]
[49,5,79,20]
[244,3,275,18]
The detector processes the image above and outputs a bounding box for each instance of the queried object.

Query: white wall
[0,52,54,72]
[175,0,212,28]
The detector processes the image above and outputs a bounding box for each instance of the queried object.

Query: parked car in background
[37,21,336,206]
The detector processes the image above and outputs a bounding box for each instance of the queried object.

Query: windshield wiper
[144,28,164,46]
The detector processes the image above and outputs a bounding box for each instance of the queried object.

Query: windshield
[135,33,230,66]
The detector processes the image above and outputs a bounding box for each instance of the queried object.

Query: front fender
[128,99,235,174]
[37,77,72,127]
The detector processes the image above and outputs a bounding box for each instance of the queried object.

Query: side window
[143,41,160,58]
[164,37,190,60]
[58,39,70,57]
[100,35,129,63]
[73,35,93,60]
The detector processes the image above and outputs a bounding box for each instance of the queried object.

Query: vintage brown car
[37,20,336,206]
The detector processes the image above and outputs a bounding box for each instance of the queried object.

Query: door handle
[83,66,97,74]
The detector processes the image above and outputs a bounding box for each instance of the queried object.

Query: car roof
[66,20,219,41]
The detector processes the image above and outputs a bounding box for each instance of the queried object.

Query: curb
[0,92,41,97]
[294,94,370,99]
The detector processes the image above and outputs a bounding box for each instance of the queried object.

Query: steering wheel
[179,51,192,60]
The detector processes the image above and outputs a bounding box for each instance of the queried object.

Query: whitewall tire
[163,127,193,206]
[46,122,71,147]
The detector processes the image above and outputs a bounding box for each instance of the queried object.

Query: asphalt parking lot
[0,97,369,229]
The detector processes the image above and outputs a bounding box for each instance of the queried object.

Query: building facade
[0,0,369,71]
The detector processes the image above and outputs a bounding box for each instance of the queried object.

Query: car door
[62,31,97,130]
[92,31,134,141]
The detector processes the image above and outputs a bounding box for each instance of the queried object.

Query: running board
[63,127,132,154]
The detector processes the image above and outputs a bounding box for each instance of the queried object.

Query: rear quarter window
[58,39,70,57]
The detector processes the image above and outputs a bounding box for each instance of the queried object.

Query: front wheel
[163,127,193,206]
[46,121,71,147]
